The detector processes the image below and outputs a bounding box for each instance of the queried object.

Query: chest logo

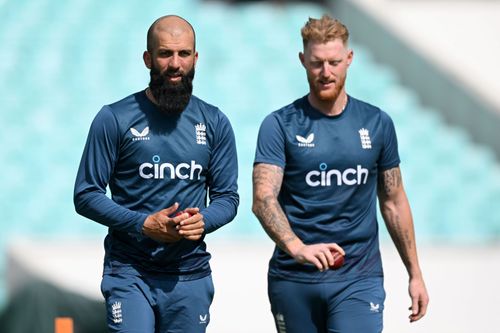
[359,128,372,149]
[306,163,369,187]
[296,133,315,147]
[196,123,207,145]
[130,127,150,141]
[139,155,203,180]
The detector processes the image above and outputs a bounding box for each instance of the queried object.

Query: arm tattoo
[252,164,298,250]
[378,167,416,269]
[384,206,413,263]
[378,167,402,196]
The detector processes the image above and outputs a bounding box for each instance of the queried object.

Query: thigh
[101,274,155,333]
[327,277,385,333]
[268,276,326,333]
[154,275,215,333]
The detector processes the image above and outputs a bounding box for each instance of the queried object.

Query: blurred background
[0,0,499,332]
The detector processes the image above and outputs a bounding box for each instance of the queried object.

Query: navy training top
[74,90,239,280]
[254,95,400,283]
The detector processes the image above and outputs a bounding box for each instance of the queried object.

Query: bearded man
[252,15,428,333]
[74,15,239,333]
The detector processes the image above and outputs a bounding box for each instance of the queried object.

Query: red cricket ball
[330,250,345,269]
[175,210,193,217]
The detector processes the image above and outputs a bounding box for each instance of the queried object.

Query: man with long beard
[252,15,428,332]
[74,15,239,333]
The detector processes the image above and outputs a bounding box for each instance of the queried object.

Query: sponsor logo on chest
[139,155,203,180]
[295,128,372,150]
[297,128,373,187]
[129,123,208,146]
[296,133,315,147]
[130,126,150,141]
[305,163,369,187]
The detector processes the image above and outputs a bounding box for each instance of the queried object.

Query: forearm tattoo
[385,203,413,261]
[378,167,414,263]
[253,164,297,249]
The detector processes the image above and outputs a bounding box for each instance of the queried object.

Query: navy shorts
[268,276,385,333]
[101,273,214,333]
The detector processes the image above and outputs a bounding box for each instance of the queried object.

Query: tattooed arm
[377,166,429,322]
[252,163,344,271]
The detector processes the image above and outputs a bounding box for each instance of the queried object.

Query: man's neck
[308,91,348,116]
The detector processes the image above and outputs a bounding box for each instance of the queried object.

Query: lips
[167,72,182,78]
[165,69,183,78]
[318,76,334,83]
[318,80,335,88]
[167,73,183,82]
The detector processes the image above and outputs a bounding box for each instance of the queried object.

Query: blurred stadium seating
[1,0,499,331]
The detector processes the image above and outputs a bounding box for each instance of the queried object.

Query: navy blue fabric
[101,274,214,333]
[74,90,239,278]
[268,276,385,333]
[255,95,400,282]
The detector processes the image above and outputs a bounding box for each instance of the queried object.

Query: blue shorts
[268,276,385,333]
[101,273,214,333]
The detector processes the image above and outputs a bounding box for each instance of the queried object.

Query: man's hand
[408,276,429,322]
[290,242,345,272]
[142,203,183,243]
[176,207,205,241]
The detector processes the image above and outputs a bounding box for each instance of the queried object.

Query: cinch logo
[139,155,203,180]
[305,163,369,187]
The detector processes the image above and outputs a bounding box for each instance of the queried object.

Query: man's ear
[193,51,199,67]
[299,52,305,68]
[143,51,152,69]
[346,49,353,66]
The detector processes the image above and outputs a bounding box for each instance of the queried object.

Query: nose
[320,61,330,76]
[169,54,181,69]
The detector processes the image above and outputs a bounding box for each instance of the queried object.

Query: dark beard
[148,66,195,116]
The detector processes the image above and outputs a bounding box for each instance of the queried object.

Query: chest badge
[296,133,315,147]
[359,128,372,149]
[130,126,150,141]
[195,123,207,145]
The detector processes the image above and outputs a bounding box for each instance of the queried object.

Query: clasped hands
[142,202,205,242]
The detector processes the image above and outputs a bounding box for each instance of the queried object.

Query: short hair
[146,15,196,52]
[301,15,349,48]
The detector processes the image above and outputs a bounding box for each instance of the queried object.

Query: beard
[309,72,346,102]
[148,65,195,116]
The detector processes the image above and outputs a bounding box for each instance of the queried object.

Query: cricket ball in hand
[330,250,345,269]
[175,211,193,217]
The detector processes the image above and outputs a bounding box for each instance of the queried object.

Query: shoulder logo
[131,127,150,141]
[195,123,207,145]
[296,133,315,147]
[359,128,371,149]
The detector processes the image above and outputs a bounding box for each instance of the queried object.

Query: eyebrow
[310,54,342,60]
[157,47,194,53]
